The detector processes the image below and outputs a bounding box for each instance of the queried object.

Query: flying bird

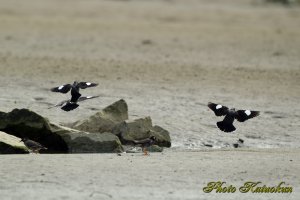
[132,136,156,155]
[51,81,98,102]
[48,95,99,111]
[208,102,260,132]
[20,138,47,153]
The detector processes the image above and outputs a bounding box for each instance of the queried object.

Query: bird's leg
[143,148,149,156]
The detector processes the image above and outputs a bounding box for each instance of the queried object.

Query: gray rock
[151,125,171,148]
[112,117,171,148]
[71,99,128,133]
[0,131,29,154]
[0,108,51,132]
[49,123,124,153]
[0,109,123,153]
[118,117,152,141]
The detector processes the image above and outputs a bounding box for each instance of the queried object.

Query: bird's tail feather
[217,121,236,132]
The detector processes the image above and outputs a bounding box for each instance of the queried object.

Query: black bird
[20,138,47,153]
[49,95,99,111]
[208,102,260,132]
[51,81,98,102]
[132,136,156,155]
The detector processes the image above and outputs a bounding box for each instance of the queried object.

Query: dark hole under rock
[0,109,69,153]
[0,125,69,153]
[0,141,28,154]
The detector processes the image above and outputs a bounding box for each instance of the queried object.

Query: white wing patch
[245,110,251,116]
[58,85,64,90]
[216,105,222,109]
[86,96,93,99]
[86,82,92,86]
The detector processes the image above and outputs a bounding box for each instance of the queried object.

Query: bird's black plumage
[51,81,98,102]
[49,95,99,111]
[61,102,79,111]
[208,102,260,132]
[51,84,72,93]
[208,102,229,116]
[133,136,156,147]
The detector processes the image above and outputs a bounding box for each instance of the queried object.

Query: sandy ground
[0,0,299,149]
[0,0,299,199]
[0,149,299,200]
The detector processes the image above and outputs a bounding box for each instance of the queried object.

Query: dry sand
[0,149,299,200]
[0,0,299,199]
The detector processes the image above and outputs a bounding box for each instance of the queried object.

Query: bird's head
[73,81,78,85]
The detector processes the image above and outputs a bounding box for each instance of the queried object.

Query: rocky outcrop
[0,109,123,153]
[112,117,171,147]
[70,99,171,148]
[0,131,29,154]
[0,99,171,154]
[0,108,60,151]
[71,99,128,133]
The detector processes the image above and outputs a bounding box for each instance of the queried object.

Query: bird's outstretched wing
[48,99,69,109]
[208,102,229,116]
[235,110,260,122]
[77,82,98,89]
[61,102,79,111]
[51,84,72,93]
[77,95,100,102]
[48,96,99,110]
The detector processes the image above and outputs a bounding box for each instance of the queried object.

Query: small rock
[117,117,153,141]
[204,144,213,148]
[141,39,153,45]
[238,139,244,144]
[112,117,171,147]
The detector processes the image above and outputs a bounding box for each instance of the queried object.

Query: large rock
[0,131,29,154]
[68,99,171,148]
[49,124,123,153]
[71,99,128,133]
[0,109,123,153]
[0,108,51,133]
[112,117,171,147]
